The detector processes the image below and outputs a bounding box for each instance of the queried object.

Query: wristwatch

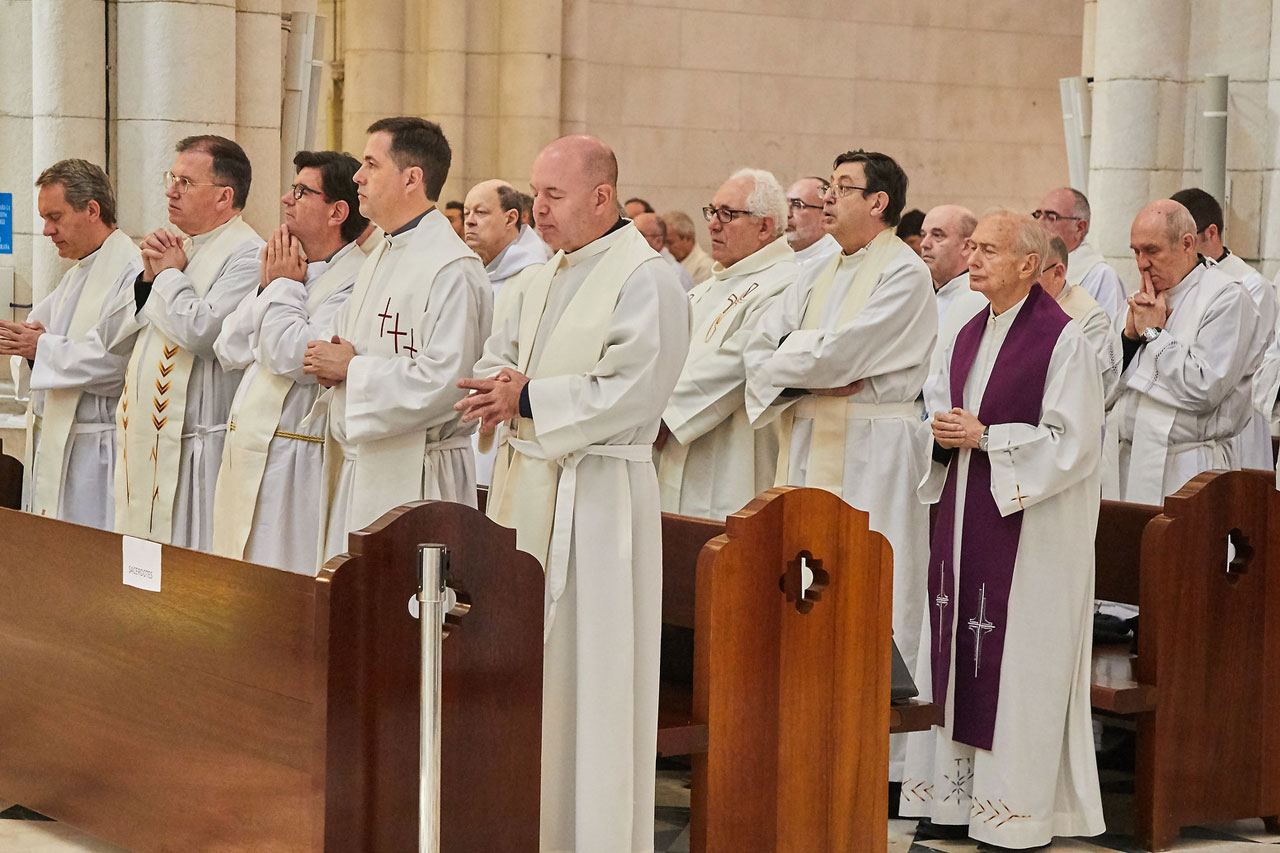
[1141,326,1163,344]
[978,426,989,453]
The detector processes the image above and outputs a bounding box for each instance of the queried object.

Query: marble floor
[4,772,1280,852]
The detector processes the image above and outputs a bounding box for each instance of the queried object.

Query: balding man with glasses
[114,135,264,550]
[744,149,937,789]
[1034,187,1126,322]
[784,176,840,269]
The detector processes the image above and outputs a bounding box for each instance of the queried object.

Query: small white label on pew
[122,536,162,592]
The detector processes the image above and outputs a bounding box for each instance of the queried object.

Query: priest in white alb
[304,117,490,563]
[114,136,264,549]
[462,178,549,486]
[899,212,1105,847]
[1170,187,1277,471]
[785,176,841,269]
[1034,187,1126,322]
[1,159,141,529]
[657,167,797,519]
[920,203,985,371]
[743,149,936,785]
[1110,200,1264,504]
[1039,235,1121,395]
[211,151,370,574]
[457,135,689,853]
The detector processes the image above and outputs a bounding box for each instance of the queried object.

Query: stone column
[235,0,283,237]
[114,0,238,237]
[1087,0,1192,291]
[495,0,562,186]
[31,0,106,304]
[341,0,404,154]
[1261,0,1280,276]
[407,0,468,202]
[0,0,35,320]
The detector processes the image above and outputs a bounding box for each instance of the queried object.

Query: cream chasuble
[475,222,690,853]
[18,229,141,527]
[318,209,491,563]
[657,235,797,519]
[211,241,363,572]
[743,227,937,781]
[1110,264,1264,503]
[115,216,262,547]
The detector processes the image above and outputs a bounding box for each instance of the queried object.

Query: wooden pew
[658,487,939,852]
[0,438,20,510]
[1092,470,1280,850]
[0,499,544,851]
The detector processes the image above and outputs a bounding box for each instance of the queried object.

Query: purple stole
[927,283,1069,749]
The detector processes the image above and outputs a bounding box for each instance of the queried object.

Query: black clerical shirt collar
[388,206,435,239]
[1217,247,1231,263]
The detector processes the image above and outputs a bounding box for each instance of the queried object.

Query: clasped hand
[1124,268,1170,339]
[140,229,188,282]
[0,319,45,360]
[456,368,529,435]
[932,407,984,450]
[303,335,356,387]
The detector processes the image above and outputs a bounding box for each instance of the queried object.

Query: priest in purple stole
[899,212,1106,849]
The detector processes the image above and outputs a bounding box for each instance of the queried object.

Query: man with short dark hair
[115,135,264,549]
[305,117,491,563]
[901,211,1106,846]
[1170,186,1277,470]
[1,159,141,529]
[459,134,689,852]
[1034,187,1126,321]
[623,196,653,218]
[444,199,465,238]
[744,149,936,785]
[1111,199,1264,503]
[897,207,926,256]
[210,151,370,574]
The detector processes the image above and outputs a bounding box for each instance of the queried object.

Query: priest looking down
[210,151,370,575]
[664,210,715,286]
[1039,235,1121,396]
[656,167,797,520]
[920,203,985,371]
[1033,187,1126,322]
[115,135,264,549]
[900,211,1105,848]
[1170,186,1277,472]
[458,134,689,853]
[304,117,491,564]
[462,177,550,486]
[1,159,141,529]
[635,212,695,290]
[784,176,841,270]
[743,149,936,785]
[1109,199,1265,504]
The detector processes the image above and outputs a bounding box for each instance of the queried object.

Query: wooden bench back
[1095,498,1163,604]
[691,486,893,853]
[0,500,543,852]
[1135,470,1280,829]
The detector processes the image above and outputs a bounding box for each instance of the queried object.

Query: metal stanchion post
[418,544,448,853]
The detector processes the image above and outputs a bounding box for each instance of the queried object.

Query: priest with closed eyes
[900,211,1105,849]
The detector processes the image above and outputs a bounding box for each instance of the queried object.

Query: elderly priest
[2,159,141,529]
[900,211,1105,848]
[458,134,689,853]
[743,149,936,784]
[656,167,798,519]
[305,117,491,563]
[1109,199,1264,504]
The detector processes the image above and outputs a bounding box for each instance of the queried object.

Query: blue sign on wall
[0,193,11,254]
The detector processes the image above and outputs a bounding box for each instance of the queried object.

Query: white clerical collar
[304,240,358,284]
[987,289,1029,327]
[564,219,630,268]
[76,242,104,267]
[710,236,794,281]
[792,233,839,264]
[384,207,449,251]
[937,271,967,296]
[187,215,241,251]
[1165,262,1205,302]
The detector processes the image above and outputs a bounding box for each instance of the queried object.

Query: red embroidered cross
[404,328,417,357]
[386,312,409,353]
[378,297,393,336]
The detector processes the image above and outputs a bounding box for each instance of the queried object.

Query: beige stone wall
[325,0,1083,250]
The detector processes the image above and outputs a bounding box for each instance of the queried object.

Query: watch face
[1143,327,1161,342]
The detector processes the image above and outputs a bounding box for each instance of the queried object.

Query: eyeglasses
[816,183,870,199]
[1031,209,1081,223]
[290,183,325,201]
[702,205,756,224]
[163,171,227,195]
[787,198,824,211]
